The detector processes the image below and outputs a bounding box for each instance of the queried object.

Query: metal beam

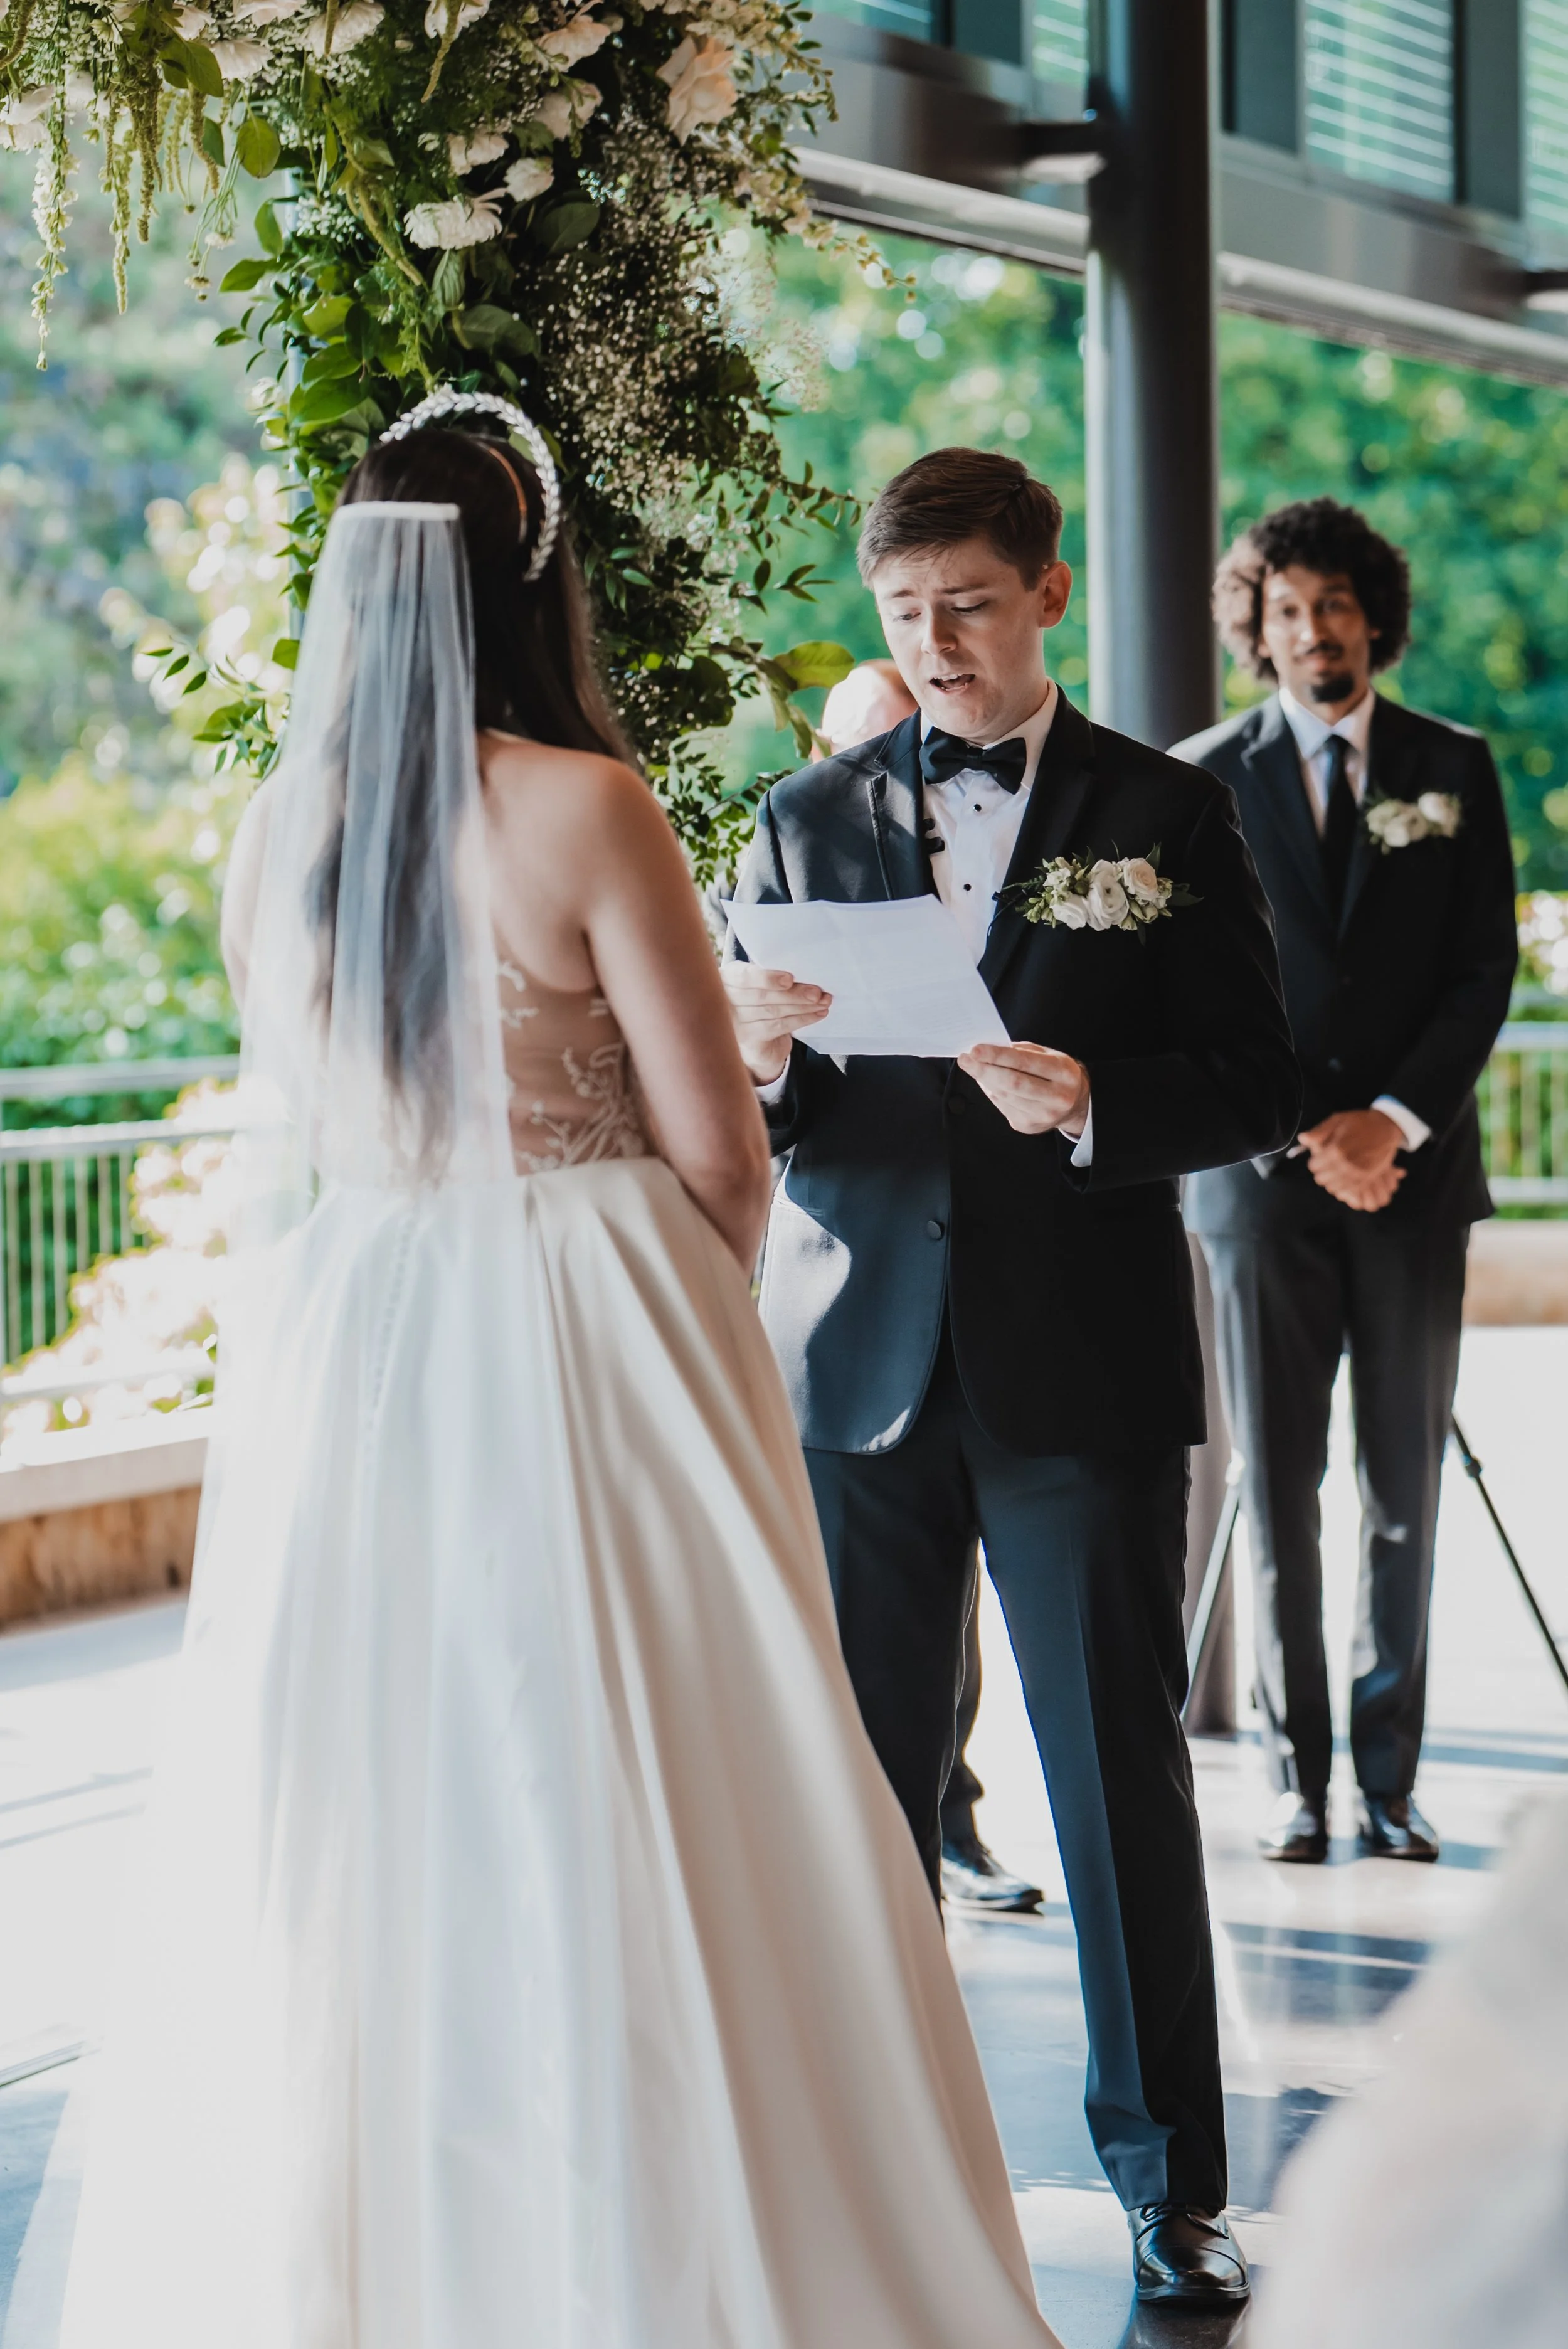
[1084,0,1219,745]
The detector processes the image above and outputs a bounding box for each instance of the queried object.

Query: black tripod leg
[1449,1414,1568,1702]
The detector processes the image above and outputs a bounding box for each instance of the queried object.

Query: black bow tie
[919,729,1029,795]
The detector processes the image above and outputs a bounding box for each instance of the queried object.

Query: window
[1527,1,1568,247]
[809,0,938,35]
[1032,0,1089,90]
[1303,1,1456,203]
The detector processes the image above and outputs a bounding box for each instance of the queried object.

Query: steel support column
[1084,0,1219,747]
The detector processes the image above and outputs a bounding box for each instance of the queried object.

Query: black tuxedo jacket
[1174,694,1517,1235]
[731,697,1300,1456]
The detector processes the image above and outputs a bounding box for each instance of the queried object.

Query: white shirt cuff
[1372,1095,1430,1153]
[755,1066,790,1108]
[1069,1102,1093,1167]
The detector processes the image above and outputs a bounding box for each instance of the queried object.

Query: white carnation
[304,1,383,53]
[449,127,509,172]
[532,78,600,138]
[236,0,311,21]
[1120,856,1162,905]
[539,11,614,64]
[657,33,737,139]
[211,36,271,76]
[0,115,48,150]
[1053,896,1090,931]
[0,85,54,124]
[423,0,488,33]
[504,154,554,201]
[405,191,504,248]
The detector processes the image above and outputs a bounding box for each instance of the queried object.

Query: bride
[56,393,1062,2349]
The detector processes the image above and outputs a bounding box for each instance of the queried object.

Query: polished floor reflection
[3,1329,1566,2346]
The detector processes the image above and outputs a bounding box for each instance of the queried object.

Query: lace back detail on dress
[497,957,652,1175]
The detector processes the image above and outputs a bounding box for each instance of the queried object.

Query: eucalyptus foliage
[1,0,862,875]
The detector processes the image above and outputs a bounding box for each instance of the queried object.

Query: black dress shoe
[1130,2203,1249,2305]
[1358,1792,1439,1860]
[940,1833,1044,1913]
[1257,1789,1328,1863]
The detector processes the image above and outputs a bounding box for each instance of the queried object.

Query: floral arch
[0,0,866,874]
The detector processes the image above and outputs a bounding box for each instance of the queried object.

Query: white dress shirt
[757,683,1093,1164]
[1278,686,1429,1154]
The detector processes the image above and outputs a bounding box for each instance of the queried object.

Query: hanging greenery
[0,0,869,878]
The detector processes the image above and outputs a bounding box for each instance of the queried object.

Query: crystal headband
[380,390,562,584]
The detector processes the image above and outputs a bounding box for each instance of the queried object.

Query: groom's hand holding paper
[726,897,1010,1063]
[958,1041,1090,1138]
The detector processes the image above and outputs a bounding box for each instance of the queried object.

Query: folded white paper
[726,896,1009,1058]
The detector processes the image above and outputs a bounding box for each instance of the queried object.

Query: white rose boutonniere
[1364,792,1462,852]
[999,846,1199,936]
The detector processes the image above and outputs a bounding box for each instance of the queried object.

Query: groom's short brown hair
[857,448,1064,586]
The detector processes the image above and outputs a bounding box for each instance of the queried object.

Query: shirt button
[926,1218,945,1240]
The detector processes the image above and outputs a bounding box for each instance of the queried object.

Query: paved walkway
[3,1328,1566,2346]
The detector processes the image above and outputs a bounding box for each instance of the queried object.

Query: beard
[1306,668,1356,705]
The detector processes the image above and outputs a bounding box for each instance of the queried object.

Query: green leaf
[213,324,246,346]
[289,376,371,428]
[193,703,251,743]
[254,199,284,255]
[220,256,271,294]
[199,117,225,169]
[235,115,282,179]
[431,249,465,314]
[302,341,363,383]
[530,198,600,257]
[270,635,300,671]
[303,293,354,335]
[457,302,536,353]
[776,640,856,689]
[184,40,225,98]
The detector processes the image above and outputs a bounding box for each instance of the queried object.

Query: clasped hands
[1296,1107,1406,1212]
[720,963,1089,1138]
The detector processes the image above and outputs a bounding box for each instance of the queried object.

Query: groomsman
[1176,499,1517,1865]
[725,448,1299,2304]
[823,661,1043,1917]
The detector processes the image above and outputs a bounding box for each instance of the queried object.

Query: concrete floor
[3,1327,1566,2346]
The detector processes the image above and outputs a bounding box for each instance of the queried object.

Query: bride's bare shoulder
[480,735,668,862]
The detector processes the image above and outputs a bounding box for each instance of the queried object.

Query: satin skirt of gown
[57,1150,1060,2349]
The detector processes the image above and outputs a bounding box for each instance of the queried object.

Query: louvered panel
[810,0,936,33]
[1304,0,1455,202]
[1033,0,1089,88]
[1527,1,1568,245]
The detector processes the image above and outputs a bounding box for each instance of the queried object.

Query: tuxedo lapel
[1239,695,1334,936]
[860,713,931,901]
[1340,696,1414,936]
[978,692,1096,996]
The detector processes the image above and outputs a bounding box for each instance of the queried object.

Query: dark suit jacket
[1173,694,1517,1234]
[731,697,1300,1456]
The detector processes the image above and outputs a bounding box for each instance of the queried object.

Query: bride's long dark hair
[307,428,635,1172]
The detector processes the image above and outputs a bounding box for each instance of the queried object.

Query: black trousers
[1202,1211,1467,1802]
[805,1324,1226,2212]
[940,1583,984,1845]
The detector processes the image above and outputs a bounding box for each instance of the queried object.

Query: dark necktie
[1318,732,1358,915]
[919,729,1029,795]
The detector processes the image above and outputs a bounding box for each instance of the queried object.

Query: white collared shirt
[756,682,1093,1165]
[1277,686,1429,1155]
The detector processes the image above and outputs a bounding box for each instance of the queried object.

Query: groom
[724,448,1299,2307]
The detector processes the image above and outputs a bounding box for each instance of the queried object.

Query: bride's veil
[234,497,511,1229]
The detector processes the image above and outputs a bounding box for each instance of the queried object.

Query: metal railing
[0,1059,240,1365]
[1478,1024,1568,1207]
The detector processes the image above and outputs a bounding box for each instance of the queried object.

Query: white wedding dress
[55,499,1060,2349]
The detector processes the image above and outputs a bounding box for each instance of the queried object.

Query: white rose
[304,1,383,53]
[1380,814,1414,849]
[1053,895,1090,931]
[657,33,737,140]
[405,191,504,248]
[1083,861,1129,931]
[1120,856,1162,904]
[236,0,310,22]
[532,78,600,138]
[449,127,509,173]
[211,36,270,77]
[504,154,554,201]
[423,0,487,33]
[1417,790,1457,833]
[539,13,613,65]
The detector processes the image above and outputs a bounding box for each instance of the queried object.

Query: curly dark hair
[1213,497,1411,681]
